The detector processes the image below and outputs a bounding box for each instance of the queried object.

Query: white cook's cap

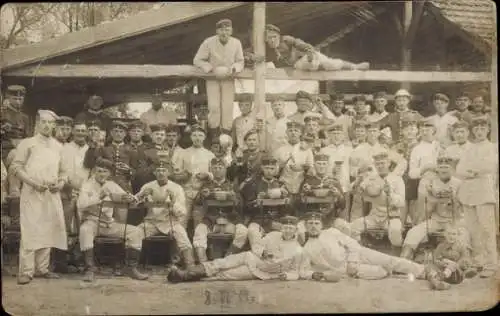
[38,109,59,121]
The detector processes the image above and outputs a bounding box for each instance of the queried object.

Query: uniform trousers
[202,252,258,281]
[193,222,248,250]
[463,203,498,271]
[137,221,192,251]
[350,215,403,246]
[415,173,435,225]
[297,218,351,245]
[247,221,281,253]
[294,52,344,71]
[18,246,51,278]
[206,79,235,130]
[79,219,142,251]
[403,218,467,249]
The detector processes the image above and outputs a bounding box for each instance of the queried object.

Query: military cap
[301,133,316,142]
[329,93,344,102]
[451,120,469,130]
[261,154,278,166]
[365,121,380,130]
[314,154,329,162]
[6,85,26,96]
[190,124,206,134]
[165,124,179,133]
[238,93,254,102]
[55,116,73,126]
[372,151,389,161]
[210,157,226,167]
[437,156,454,166]
[395,89,411,98]
[265,24,281,34]
[456,92,470,99]
[353,95,366,103]
[155,160,172,169]
[304,212,323,221]
[401,112,419,127]
[111,119,128,131]
[433,93,450,103]
[286,121,303,130]
[150,123,167,133]
[419,117,436,128]
[304,112,322,123]
[243,128,259,141]
[326,124,344,132]
[128,120,145,131]
[296,90,312,101]
[216,19,232,29]
[470,116,489,128]
[373,91,387,100]
[87,120,103,129]
[95,157,114,171]
[280,215,298,226]
[37,109,59,121]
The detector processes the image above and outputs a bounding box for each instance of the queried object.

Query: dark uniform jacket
[300,173,346,219]
[1,106,32,159]
[227,149,264,187]
[392,140,419,200]
[194,177,241,226]
[130,142,151,193]
[135,145,168,188]
[75,110,112,132]
[377,110,423,144]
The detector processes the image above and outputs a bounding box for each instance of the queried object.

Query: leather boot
[224,244,241,257]
[125,249,149,281]
[181,248,196,268]
[400,245,414,260]
[83,249,96,283]
[195,247,208,263]
[52,248,70,273]
[428,275,451,291]
[167,264,207,283]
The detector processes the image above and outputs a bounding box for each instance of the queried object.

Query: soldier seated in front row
[134,161,195,268]
[167,216,303,283]
[240,155,290,254]
[192,158,248,263]
[136,123,169,187]
[350,151,405,247]
[297,154,350,244]
[76,158,148,282]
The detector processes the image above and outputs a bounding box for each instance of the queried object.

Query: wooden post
[491,45,498,142]
[253,2,266,146]
[401,1,412,90]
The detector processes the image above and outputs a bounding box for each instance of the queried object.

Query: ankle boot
[400,245,414,260]
[195,247,208,263]
[167,264,207,283]
[126,249,149,281]
[83,249,96,283]
[52,248,70,273]
[181,248,196,268]
[224,244,241,257]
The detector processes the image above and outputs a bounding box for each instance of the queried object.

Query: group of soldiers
[1,75,497,291]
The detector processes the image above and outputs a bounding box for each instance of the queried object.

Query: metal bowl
[268,188,282,199]
[313,188,330,198]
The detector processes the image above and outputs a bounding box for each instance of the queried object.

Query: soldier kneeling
[192,158,248,262]
[77,158,148,282]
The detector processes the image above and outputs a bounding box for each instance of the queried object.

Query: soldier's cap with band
[470,116,489,128]
[238,93,254,103]
[353,95,366,103]
[373,91,387,100]
[155,160,172,170]
[304,112,322,123]
[128,120,145,131]
[395,89,411,98]
[419,117,436,128]
[6,85,26,96]
[38,109,59,121]
[314,154,329,162]
[451,120,469,130]
[87,120,103,129]
[401,111,419,127]
[261,154,278,166]
[111,119,128,131]
[372,151,390,161]
[243,128,259,141]
[210,157,226,167]
[55,116,73,126]
[286,121,303,130]
[433,93,450,103]
[265,24,281,34]
[304,211,323,221]
[301,133,316,143]
[326,124,344,132]
[150,123,167,133]
[437,156,454,166]
[95,157,114,171]
[280,215,298,226]
[165,124,179,133]
[456,92,471,99]
[190,124,206,134]
[296,90,312,101]
[329,93,344,102]
[216,19,232,29]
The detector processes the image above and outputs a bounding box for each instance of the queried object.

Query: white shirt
[427,112,458,147]
[193,36,244,71]
[180,146,215,175]
[319,143,352,192]
[275,143,314,194]
[444,141,473,168]
[61,141,90,191]
[232,114,256,150]
[266,115,290,152]
[77,178,126,223]
[368,111,388,123]
[408,140,441,179]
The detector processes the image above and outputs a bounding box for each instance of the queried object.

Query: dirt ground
[2,266,499,315]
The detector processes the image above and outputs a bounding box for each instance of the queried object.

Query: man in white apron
[10,109,68,285]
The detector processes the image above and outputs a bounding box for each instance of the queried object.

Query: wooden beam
[490,41,498,142]
[253,2,267,147]
[4,64,492,82]
[404,1,426,47]
[401,1,413,90]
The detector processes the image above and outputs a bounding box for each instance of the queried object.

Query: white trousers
[137,221,192,251]
[18,246,51,278]
[351,216,403,246]
[297,218,352,245]
[193,222,248,249]
[403,218,467,249]
[354,245,425,277]
[294,52,344,71]
[206,79,235,130]
[79,220,142,251]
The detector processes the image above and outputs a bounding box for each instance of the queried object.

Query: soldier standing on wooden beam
[193,18,244,138]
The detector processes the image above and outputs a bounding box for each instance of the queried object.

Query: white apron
[20,140,67,250]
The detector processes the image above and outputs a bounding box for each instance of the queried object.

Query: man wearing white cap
[377,89,423,144]
[10,110,68,284]
[193,18,244,134]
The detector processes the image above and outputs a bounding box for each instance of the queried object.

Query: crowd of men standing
[0,18,498,289]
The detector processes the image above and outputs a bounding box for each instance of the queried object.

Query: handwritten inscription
[204,288,257,307]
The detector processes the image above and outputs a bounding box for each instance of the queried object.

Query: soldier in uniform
[227,129,265,188]
[75,94,112,132]
[265,97,290,153]
[427,93,458,148]
[455,116,498,278]
[167,215,303,283]
[135,161,195,268]
[128,120,147,151]
[444,120,473,172]
[304,112,327,153]
[83,120,139,222]
[194,19,244,134]
[240,155,290,254]
[231,93,256,153]
[299,212,426,281]
[164,124,185,170]
[324,93,352,142]
[401,156,464,260]
[1,85,31,161]
[350,152,406,247]
[54,116,73,144]
[288,91,335,125]
[192,158,248,262]
[140,91,178,134]
[450,92,472,122]
[368,91,389,123]
[297,154,349,243]
[377,89,423,144]
[136,123,169,188]
[77,158,148,282]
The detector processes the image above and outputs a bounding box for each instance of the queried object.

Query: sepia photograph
[0,1,498,314]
